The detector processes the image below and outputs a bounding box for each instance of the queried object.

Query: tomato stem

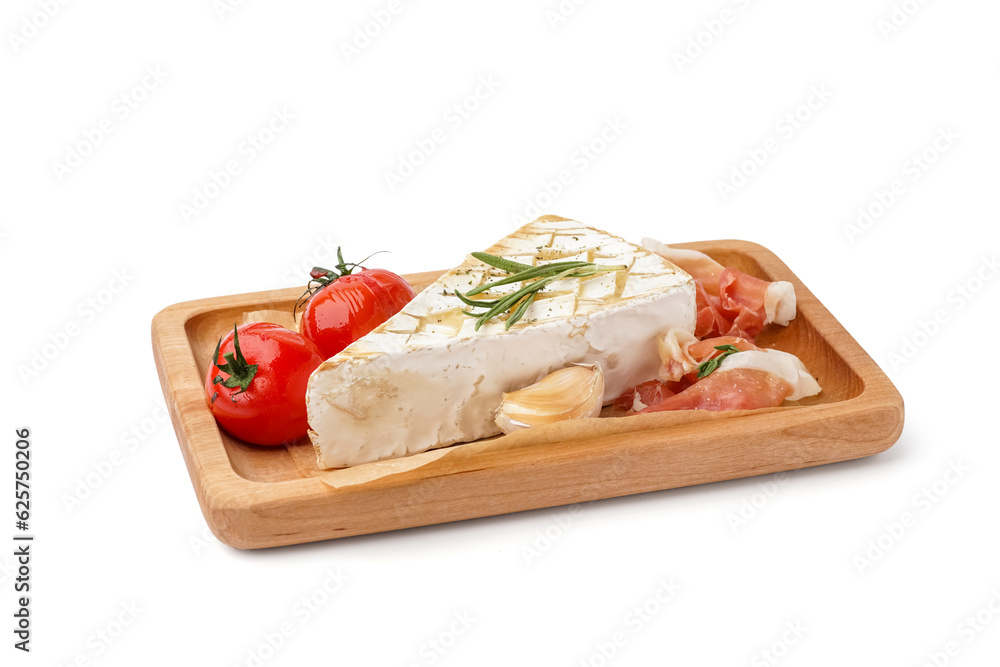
[293,247,387,316]
[212,325,259,400]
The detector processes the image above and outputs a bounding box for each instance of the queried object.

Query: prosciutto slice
[641,241,724,292]
[643,239,796,340]
[639,348,821,413]
[694,282,737,340]
[640,368,793,412]
[610,241,816,416]
[657,329,758,383]
[612,379,675,413]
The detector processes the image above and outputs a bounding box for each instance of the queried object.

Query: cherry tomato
[297,250,415,359]
[205,323,324,446]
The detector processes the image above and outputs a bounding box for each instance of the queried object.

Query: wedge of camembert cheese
[306,216,696,468]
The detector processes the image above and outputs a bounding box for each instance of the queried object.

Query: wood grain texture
[151,240,903,549]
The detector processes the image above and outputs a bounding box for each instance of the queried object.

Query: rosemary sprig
[696,344,743,379]
[464,260,594,296]
[470,251,534,274]
[456,252,627,330]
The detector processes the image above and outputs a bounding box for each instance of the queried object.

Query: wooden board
[151,240,903,549]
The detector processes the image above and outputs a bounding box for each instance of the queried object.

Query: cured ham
[639,348,821,413]
[656,328,757,382]
[686,335,758,360]
[641,367,794,412]
[641,241,724,292]
[610,241,820,417]
[656,328,699,382]
[612,379,675,412]
[643,239,796,340]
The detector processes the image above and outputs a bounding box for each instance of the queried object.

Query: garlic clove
[495,363,605,434]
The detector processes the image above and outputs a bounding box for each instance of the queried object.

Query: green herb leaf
[453,288,502,309]
[465,260,593,297]
[470,252,535,274]
[695,344,743,379]
[506,292,536,330]
[456,253,628,330]
[212,325,259,399]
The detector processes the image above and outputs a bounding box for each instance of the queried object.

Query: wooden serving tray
[152,240,903,549]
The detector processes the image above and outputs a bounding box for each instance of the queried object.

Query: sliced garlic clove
[495,363,605,434]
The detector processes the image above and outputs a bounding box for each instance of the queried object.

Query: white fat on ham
[763,281,796,327]
[717,349,821,401]
[656,327,698,382]
[642,238,723,288]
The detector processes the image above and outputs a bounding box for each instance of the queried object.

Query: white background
[3,0,999,665]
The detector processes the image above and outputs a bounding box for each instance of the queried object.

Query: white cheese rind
[306,217,696,469]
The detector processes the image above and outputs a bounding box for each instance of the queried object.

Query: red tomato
[297,254,415,359]
[205,323,324,446]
